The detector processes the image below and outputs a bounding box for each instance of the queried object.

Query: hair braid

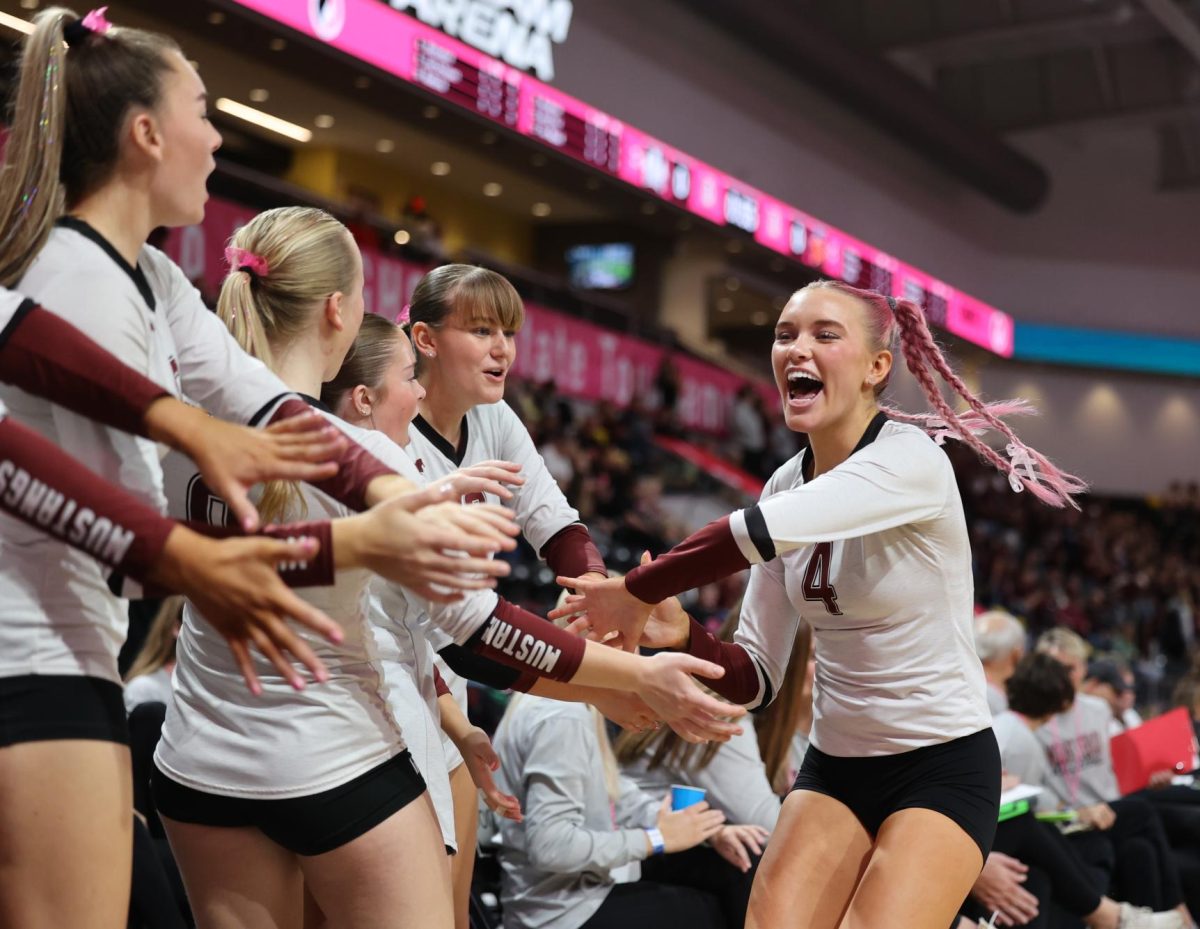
[799,279,1087,509]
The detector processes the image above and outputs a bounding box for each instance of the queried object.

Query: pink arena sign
[223,0,1014,358]
[161,196,774,434]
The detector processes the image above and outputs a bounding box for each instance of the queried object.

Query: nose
[210,124,223,153]
[416,381,427,401]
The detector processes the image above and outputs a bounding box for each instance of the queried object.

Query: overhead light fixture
[726,277,740,291]
[314,114,335,129]
[482,182,503,197]
[214,98,312,142]
[394,230,411,245]
[249,88,270,103]
[0,11,34,33]
[376,139,395,153]
[19,0,37,10]
[269,37,287,51]
[430,161,451,176]
[207,10,225,25]
[752,310,770,326]
[422,105,440,119]
[716,297,734,313]
[531,202,551,217]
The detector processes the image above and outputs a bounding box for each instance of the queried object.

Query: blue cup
[670,784,707,811]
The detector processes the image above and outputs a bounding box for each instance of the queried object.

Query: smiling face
[770,287,892,437]
[369,335,426,447]
[427,306,518,407]
[145,52,221,228]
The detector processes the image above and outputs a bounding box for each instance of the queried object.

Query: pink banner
[160,196,769,434]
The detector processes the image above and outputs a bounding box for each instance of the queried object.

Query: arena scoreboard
[227,0,1015,357]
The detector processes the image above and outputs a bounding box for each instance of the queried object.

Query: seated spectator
[1085,659,1142,736]
[961,653,1184,929]
[615,613,781,829]
[493,693,759,929]
[123,597,182,714]
[1036,629,1194,923]
[975,609,1028,715]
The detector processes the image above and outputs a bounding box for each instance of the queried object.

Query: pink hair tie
[81,7,112,34]
[397,304,411,325]
[225,245,269,279]
[64,6,112,46]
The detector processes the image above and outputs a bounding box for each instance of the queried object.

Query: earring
[357,404,369,416]
[426,350,435,358]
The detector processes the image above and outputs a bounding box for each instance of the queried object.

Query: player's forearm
[1,301,170,436]
[623,516,749,604]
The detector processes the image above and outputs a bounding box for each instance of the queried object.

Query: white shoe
[1117,903,1186,929]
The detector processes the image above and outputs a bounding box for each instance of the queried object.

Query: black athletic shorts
[0,674,129,747]
[152,750,427,857]
[792,727,1001,859]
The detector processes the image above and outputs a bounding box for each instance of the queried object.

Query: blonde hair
[0,7,179,285]
[751,619,813,793]
[125,596,182,682]
[216,206,359,521]
[321,313,403,415]
[1036,627,1091,663]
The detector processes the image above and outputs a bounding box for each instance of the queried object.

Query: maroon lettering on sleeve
[433,666,452,698]
[0,415,174,580]
[682,617,762,705]
[540,523,607,580]
[623,516,750,605]
[268,398,395,512]
[465,599,585,684]
[0,302,169,436]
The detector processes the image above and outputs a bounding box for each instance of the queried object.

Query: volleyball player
[553,280,1085,929]
[155,207,739,929]
[0,10,531,926]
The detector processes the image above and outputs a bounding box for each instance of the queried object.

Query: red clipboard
[1111,707,1199,795]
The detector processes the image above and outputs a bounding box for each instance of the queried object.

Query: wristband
[645,827,665,856]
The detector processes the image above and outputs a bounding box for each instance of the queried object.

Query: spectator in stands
[730,384,766,479]
[615,610,782,839]
[963,652,1183,929]
[975,609,1028,715]
[494,692,735,929]
[123,598,182,714]
[1036,629,1194,922]
[1084,660,1140,735]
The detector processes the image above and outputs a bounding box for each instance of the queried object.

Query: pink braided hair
[806,280,1087,509]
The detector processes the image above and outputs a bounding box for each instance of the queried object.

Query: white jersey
[0,221,294,683]
[406,400,585,736]
[727,417,991,756]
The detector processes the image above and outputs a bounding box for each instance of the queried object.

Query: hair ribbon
[224,245,269,278]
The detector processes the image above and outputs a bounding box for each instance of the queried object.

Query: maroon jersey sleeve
[540,523,606,580]
[433,666,452,698]
[463,599,586,683]
[268,398,395,512]
[623,516,750,604]
[0,301,169,436]
[680,617,762,704]
[0,414,174,581]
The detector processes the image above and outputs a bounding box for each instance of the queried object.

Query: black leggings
[1067,797,1183,911]
[579,881,724,929]
[640,844,758,929]
[996,815,1103,916]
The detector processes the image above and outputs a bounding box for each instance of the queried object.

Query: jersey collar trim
[412,413,469,466]
[55,216,157,311]
[800,410,889,482]
[297,392,334,414]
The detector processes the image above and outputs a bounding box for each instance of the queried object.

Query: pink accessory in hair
[397,304,411,325]
[81,7,112,35]
[225,246,269,278]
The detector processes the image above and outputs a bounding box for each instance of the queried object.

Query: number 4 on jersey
[802,542,842,615]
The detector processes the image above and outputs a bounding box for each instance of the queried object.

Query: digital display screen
[565,243,635,290]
